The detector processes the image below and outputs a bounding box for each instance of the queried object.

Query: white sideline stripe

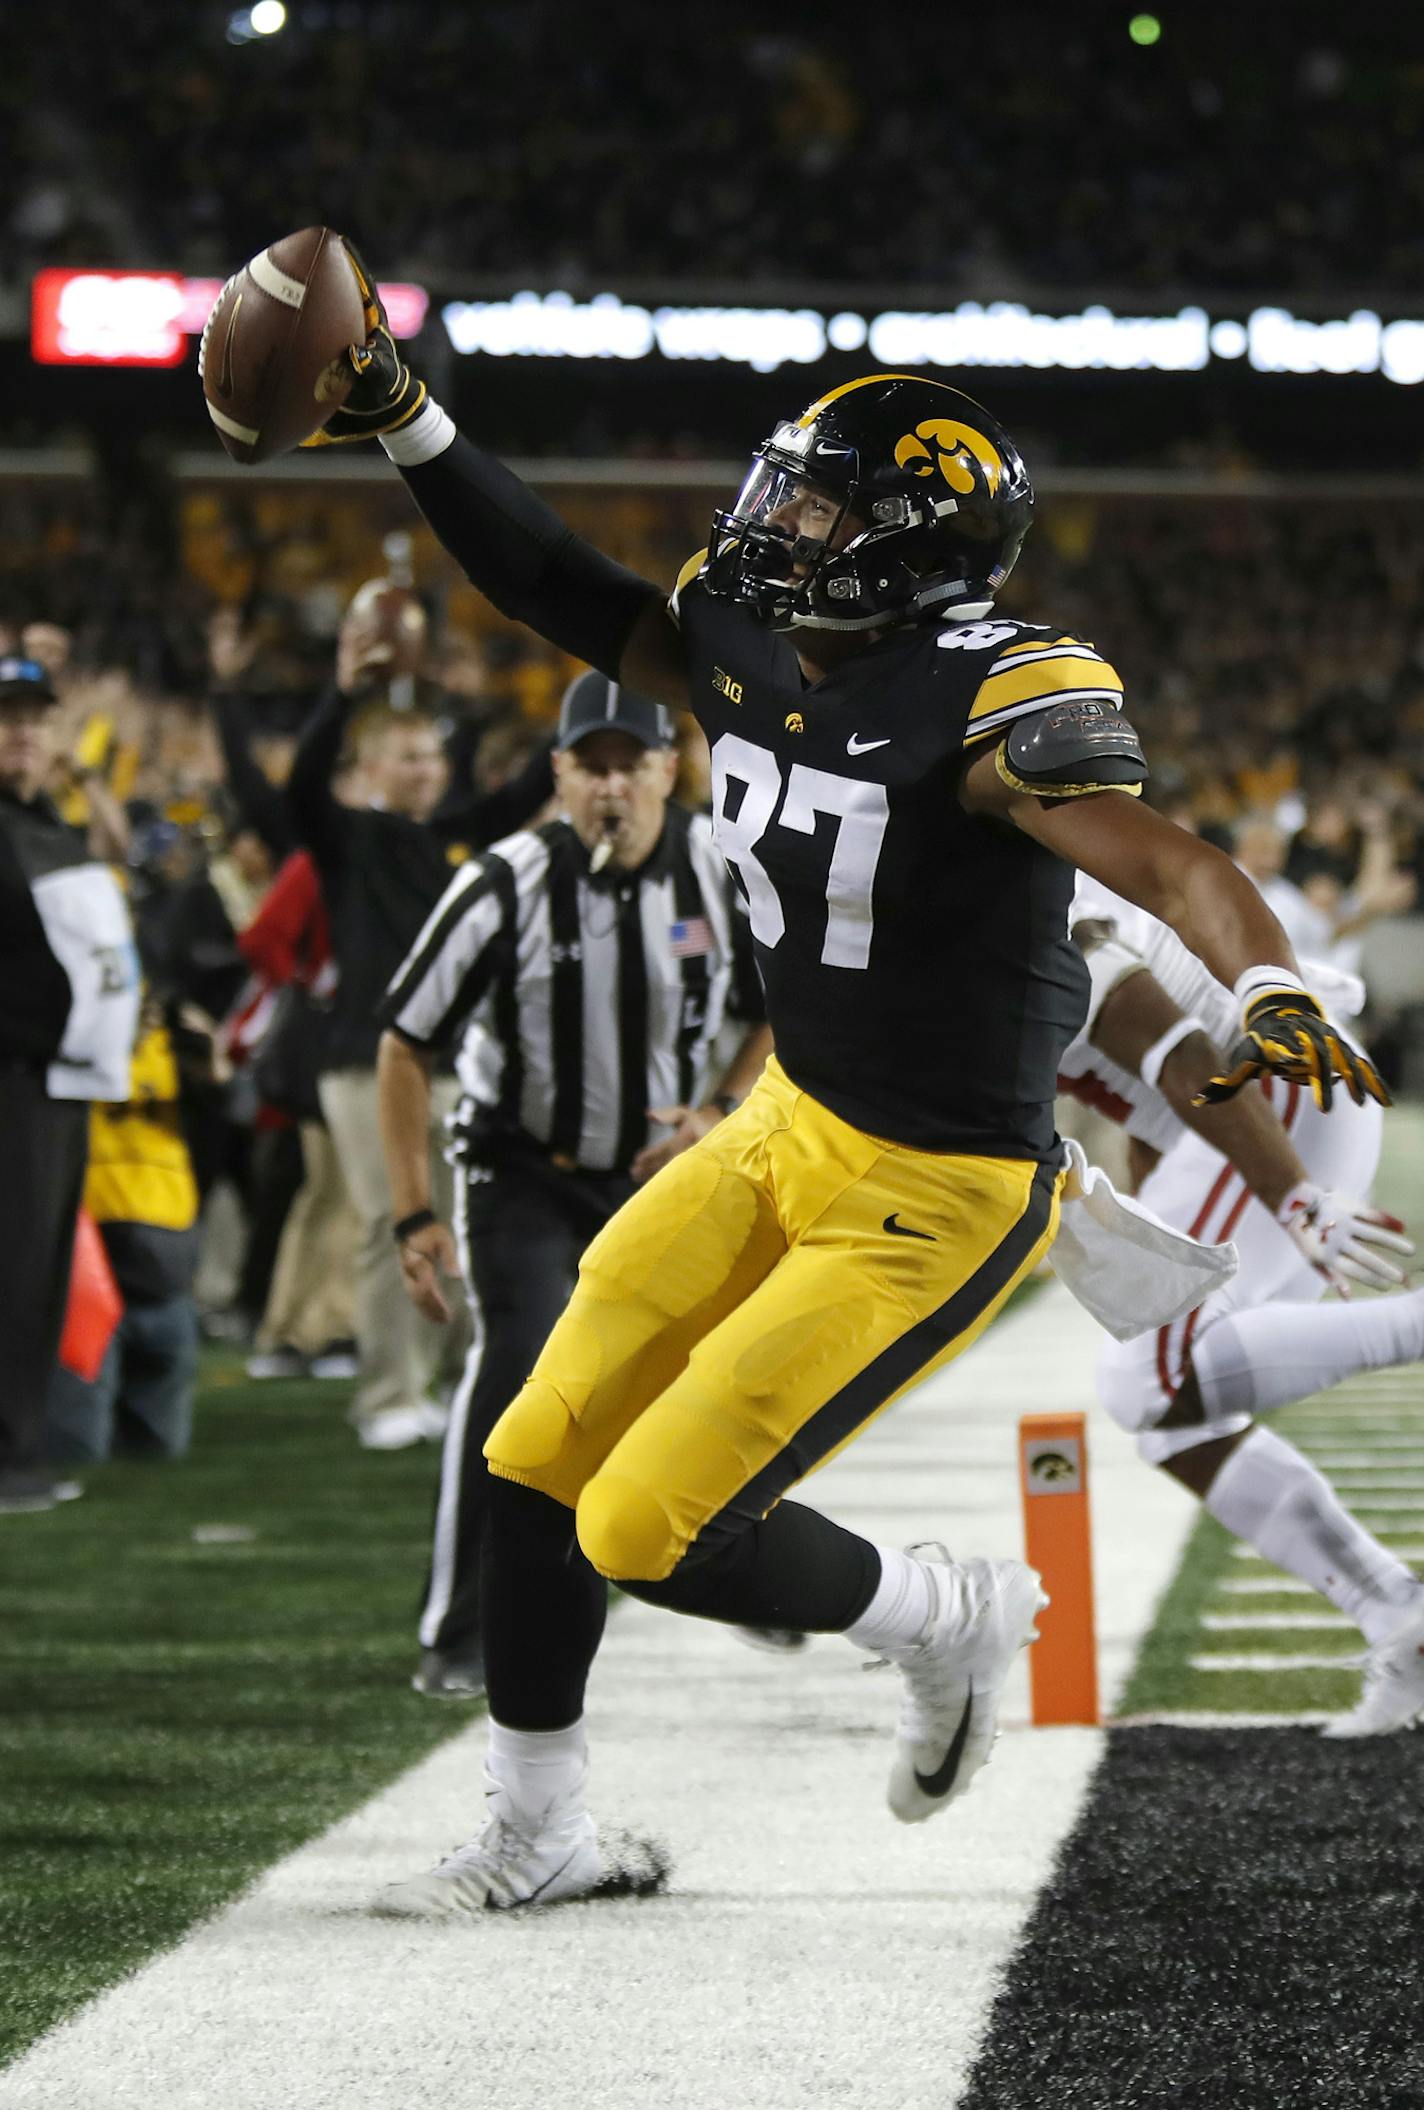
[247,248,307,308]
[1201,1611,1350,1632]
[2,1284,1198,2110]
[1190,1652,1360,1672]
[205,403,260,445]
[1220,1578,1316,1596]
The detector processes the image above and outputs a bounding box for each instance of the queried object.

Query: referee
[377,672,770,1695]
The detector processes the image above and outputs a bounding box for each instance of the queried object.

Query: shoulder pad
[962,631,1124,745]
[997,699,1147,799]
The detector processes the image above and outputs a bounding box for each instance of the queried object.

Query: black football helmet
[702,373,1034,632]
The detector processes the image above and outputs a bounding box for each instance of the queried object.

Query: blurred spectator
[46,1000,207,1465]
[1234,811,1416,980]
[288,584,554,1449]
[0,655,141,1513]
[236,847,361,1378]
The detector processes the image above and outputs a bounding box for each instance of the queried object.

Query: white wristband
[1232,964,1308,1021]
[380,400,456,467]
[1139,1014,1206,1091]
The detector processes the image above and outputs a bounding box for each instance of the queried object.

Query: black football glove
[1194,983,1389,1114]
[301,238,428,446]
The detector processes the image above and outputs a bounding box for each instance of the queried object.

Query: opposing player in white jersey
[1060,876,1424,1737]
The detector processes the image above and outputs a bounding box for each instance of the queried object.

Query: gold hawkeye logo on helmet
[893,419,1004,497]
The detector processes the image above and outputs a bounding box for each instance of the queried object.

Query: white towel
[1049,1137,1238,1341]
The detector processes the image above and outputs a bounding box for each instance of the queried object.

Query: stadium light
[226,2,286,41]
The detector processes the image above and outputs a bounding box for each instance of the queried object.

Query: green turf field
[0,1362,471,2066]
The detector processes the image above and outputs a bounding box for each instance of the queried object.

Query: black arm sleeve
[288,683,356,870]
[210,692,296,860]
[401,436,661,678]
[433,731,556,851]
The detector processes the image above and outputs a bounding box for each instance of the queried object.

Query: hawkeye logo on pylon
[893,419,1004,496]
[1025,1438,1082,1494]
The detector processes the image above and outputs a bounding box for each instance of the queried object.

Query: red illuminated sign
[31,270,429,366]
[32,270,188,366]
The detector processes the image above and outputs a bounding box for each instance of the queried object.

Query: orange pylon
[1019,1411,1099,1726]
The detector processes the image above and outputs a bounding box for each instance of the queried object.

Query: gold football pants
[484,1057,1060,1582]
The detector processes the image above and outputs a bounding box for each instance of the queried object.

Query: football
[199,226,366,464]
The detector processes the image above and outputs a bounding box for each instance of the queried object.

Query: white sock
[1192,1286,1424,1421]
[486,1717,588,1817]
[1204,1425,1422,1644]
[843,1545,937,1652]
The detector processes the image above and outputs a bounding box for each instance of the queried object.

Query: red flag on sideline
[58,1210,124,1383]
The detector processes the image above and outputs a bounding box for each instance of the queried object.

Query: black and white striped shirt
[380,806,763,1173]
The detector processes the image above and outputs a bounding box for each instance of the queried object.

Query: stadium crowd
[6,3,1423,296]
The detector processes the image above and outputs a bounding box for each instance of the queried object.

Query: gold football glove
[1194,984,1389,1114]
[302,237,428,446]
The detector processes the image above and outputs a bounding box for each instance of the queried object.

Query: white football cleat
[1321,1596,1424,1740]
[374,1774,669,1916]
[356,1399,449,1452]
[882,1548,1047,1823]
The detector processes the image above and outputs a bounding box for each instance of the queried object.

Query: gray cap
[555,671,672,752]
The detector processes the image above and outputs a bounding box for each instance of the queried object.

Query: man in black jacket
[0,656,141,1512]
[288,602,553,1448]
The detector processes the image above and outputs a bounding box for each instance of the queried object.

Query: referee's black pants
[421,1147,632,1656]
[0,1066,89,1478]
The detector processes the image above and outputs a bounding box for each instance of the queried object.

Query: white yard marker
[1302,1455,1424,1471]
[1324,1473,1424,1490]
[1114,1710,1334,1729]
[1190,1652,1360,1673]
[1201,1611,1351,1632]
[1231,1540,1424,1561]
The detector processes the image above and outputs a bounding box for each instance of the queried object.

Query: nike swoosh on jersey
[913,1684,975,1797]
[847,734,891,754]
[883,1213,935,1240]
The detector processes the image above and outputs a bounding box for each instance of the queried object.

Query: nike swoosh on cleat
[884,1213,935,1240]
[847,733,891,754]
[913,1684,975,1798]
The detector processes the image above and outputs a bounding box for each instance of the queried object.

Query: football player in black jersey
[311,251,1385,1915]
